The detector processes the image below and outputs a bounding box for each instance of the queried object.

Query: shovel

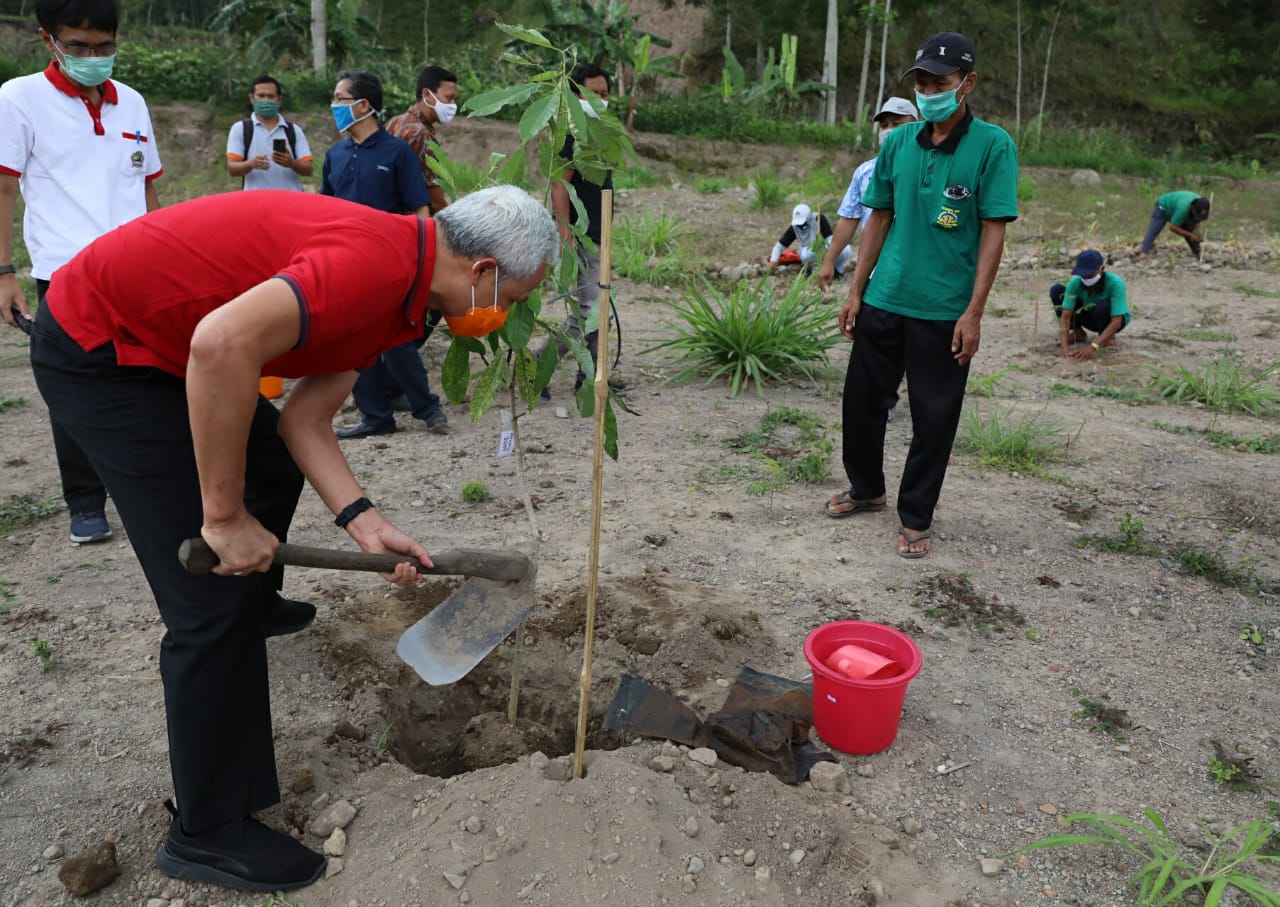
[178,538,537,685]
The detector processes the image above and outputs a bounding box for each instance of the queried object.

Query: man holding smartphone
[225,75,312,191]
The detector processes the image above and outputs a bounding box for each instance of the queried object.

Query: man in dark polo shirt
[28,186,558,892]
[824,32,1018,558]
[322,69,448,438]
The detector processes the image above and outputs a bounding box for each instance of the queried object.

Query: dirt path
[2,161,1279,907]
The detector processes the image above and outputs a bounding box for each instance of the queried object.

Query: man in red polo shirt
[28,185,558,893]
[0,0,163,546]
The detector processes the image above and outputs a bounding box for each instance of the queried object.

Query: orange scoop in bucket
[825,643,902,680]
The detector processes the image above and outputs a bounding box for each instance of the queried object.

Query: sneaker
[335,419,396,440]
[69,510,112,544]
[264,595,316,638]
[155,801,325,892]
[424,409,448,435]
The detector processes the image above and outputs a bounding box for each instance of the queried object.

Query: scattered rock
[147,899,167,907]
[649,755,675,773]
[743,849,757,866]
[808,762,851,793]
[684,817,700,838]
[602,852,620,865]
[465,816,483,835]
[981,857,1005,877]
[309,800,358,837]
[688,747,718,767]
[42,844,64,861]
[688,856,705,874]
[789,849,806,865]
[443,868,468,889]
[755,865,772,883]
[903,818,923,835]
[324,857,344,879]
[1039,803,1058,815]
[855,763,875,778]
[1069,169,1101,187]
[529,751,551,771]
[334,719,366,741]
[291,767,315,794]
[324,828,347,857]
[57,840,120,896]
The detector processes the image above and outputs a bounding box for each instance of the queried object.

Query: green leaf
[514,347,538,409]
[496,145,528,187]
[563,81,590,139]
[441,336,473,404]
[465,82,540,118]
[519,90,559,143]
[471,357,505,421]
[503,290,536,350]
[535,341,559,395]
[604,397,619,460]
[495,21,553,48]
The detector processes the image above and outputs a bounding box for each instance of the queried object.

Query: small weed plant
[1077,511,1159,556]
[460,481,489,504]
[646,274,841,396]
[0,578,14,613]
[1050,382,1151,405]
[1234,282,1280,299]
[957,405,1077,477]
[613,210,696,286]
[695,176,727,194]
[0,396,27,414]
[31,638,52,674]
[914,572,1027,636]
[724,407,833,494]
[0,494,62,533]
[1073,691,1132,741]
[967,364,1017,398]
[749,174,789,210]
[1174,546,1272,594]
[1241,625,1265,646]
[1174,328,1238,343]
[1013,809,1280,906]
[1148,356,1280,417]
[1206,742,1265,793]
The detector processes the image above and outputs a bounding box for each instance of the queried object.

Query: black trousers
[36,279,107,514]
[841,302,970,532]
[29,305,304,833]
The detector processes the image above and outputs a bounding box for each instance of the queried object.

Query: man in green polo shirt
[823,31,1018,559]
[1051,249,1130,359]
[1139,190,1209,258]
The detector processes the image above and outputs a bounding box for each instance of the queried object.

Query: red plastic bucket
[803,620,922,755]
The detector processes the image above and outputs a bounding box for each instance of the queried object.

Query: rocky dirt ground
[2,124,1279,907]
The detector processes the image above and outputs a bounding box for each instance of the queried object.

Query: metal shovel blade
[396,571,537,685]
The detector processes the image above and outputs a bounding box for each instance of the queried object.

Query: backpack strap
[283,121,297,158]
[241,118,254,161]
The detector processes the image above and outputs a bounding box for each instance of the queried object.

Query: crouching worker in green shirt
[1051,249,1129,360]
[1139,191,1209,258]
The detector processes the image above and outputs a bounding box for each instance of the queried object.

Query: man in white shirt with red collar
[0,0,162,546]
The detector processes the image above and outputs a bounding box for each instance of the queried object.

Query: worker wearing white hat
[767,202,847,275]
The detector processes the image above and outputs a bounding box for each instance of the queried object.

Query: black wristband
[334,496,375,529]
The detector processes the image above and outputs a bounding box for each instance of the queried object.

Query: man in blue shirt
[321,70,444,438]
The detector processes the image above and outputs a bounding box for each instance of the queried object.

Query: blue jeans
[1140,202,1201,256]
[351,340,440,427]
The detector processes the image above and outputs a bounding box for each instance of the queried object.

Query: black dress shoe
[335,419,396,440]
[155,801,325,892]
[264,595,316,638]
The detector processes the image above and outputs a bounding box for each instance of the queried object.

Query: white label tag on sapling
[497,408,515,458]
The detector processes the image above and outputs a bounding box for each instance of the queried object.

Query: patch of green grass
[0,396,28,414]
[1234,282,1280,299]
[724,406,834,493]
[1172,545,1272,593]
[1151,421,1280,453]
[1173,328,1238,342]
[0,578,15,613]
[0,494,62,532]
[1077,511,1159,556]
[1196,302,1227,327]
[645,274,841,396]
[1011,808,1280,905]
[1049,382,1152,405]
[957,405,1077,477]
[31,638,52,674]
[1072,690,1132,742]
[613,210,698,286]
[1207,741,1264,793]
[459,481,489,504]
[613,164,660,189]
[914,572,1027,636]
[1017,177,1037,202]
[749,174,789,211]
[1148,357,1280,417]
[967,364,1017,399]
[695,176,727,194]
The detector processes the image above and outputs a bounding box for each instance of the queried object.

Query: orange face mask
[443,266,509,338]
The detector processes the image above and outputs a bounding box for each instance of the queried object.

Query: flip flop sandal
[897,527,931,559]
[824,490,888,519]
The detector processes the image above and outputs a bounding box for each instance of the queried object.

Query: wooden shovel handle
[177,538,529,581]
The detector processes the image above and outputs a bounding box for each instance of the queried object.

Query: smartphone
[272,138,287,154]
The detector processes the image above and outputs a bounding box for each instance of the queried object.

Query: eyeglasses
[332,95,358,103]
[54,37,117,58]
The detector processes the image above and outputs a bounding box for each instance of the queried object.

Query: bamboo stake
[573,189,613,780]
[1198,190,1213,263]
[1031,240,1041,352]
[506,385,539,724]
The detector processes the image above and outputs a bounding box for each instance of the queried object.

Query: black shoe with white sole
[155,801,325,892]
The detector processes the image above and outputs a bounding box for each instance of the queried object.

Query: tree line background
[0,0,1276,165]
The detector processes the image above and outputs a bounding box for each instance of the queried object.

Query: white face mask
[579,97,601,120]
[424,91,457,126]
[1081,272,1103,287]
[877,128,891,146]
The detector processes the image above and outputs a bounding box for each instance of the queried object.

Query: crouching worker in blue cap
[1050,249,1129,360]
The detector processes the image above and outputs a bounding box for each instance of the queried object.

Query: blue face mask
[915,86,963,123]
[331,102,356,133]
[58,51,115,87]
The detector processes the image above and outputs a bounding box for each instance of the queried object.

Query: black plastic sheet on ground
[602,666,836,784]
